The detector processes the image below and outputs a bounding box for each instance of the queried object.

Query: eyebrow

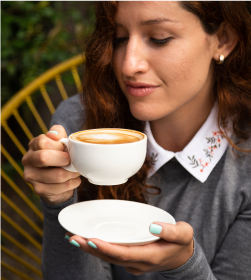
[115,18,178,27]
[141,18,178,26]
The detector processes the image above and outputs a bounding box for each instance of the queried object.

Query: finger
[68,236,147,269]
[46,125,68,141]
[149,221,193,245]
[87,238,143,262]
[64,232,74,241]
[125,266,143,276]
[23,149,70,168]
[28,125,67,151]
[32,177,81,196]
[65,231,75,237]
[29,134,65,151]
[23,166,80,184]
[77,237,147,263]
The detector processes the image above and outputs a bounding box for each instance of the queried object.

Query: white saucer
[58,199,175,246]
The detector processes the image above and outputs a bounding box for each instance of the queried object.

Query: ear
[213,22,238,62]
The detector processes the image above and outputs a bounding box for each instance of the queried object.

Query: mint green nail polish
[88,241,97,249]
[64,235,70,241]
[150,224,162,235]
[48,130,58,135]
[70,239,80,247]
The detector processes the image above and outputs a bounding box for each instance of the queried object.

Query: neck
[150,97,214,153]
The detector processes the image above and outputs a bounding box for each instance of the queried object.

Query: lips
[125,82,159,97]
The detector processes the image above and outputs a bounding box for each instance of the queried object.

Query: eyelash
[149,37,173,45]
[113,37,173,46]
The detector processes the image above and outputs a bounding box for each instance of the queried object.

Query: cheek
[157,43,212,93]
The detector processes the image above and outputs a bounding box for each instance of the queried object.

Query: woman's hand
[66,221,194,275]
[22,125,81,205]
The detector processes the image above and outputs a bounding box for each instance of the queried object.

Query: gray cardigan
[41,94,251,280]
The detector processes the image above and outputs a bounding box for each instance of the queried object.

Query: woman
[22,1,251,279]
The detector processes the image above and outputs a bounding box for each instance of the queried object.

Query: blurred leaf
[41,7,54,17]
[1,1,95,106]
[6,63,16,75]
[37,1,50,9]
[70,9,81,20]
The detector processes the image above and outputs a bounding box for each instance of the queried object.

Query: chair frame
[1,53,85,280]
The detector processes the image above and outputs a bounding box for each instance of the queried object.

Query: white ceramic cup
[59,128,147,185]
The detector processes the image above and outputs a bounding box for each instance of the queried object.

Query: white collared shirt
[145,105,231,183]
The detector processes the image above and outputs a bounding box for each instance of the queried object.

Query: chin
[129,104,162,122]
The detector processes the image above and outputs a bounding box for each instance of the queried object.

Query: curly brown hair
[78,1,251,202]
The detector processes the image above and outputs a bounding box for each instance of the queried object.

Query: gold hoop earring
[216,54,224,64]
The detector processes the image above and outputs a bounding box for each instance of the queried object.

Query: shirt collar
[144,105,231,183]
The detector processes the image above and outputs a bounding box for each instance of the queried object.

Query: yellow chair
[1,54,85,280]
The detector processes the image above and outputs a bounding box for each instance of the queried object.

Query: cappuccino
[71,129,143,144]
[60,128,147,185]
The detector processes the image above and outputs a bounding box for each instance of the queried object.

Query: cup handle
[59,138,78,172]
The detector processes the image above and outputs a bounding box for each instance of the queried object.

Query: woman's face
[112,1,218,122]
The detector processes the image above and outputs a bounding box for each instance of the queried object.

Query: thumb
[46,125,68,141]
[149,221,193,245]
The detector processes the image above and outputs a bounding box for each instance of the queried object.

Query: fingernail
[48,130,58,135]
[150,223,162,235]
[64,235,70,241]
[88,241,97,249]
[69,239,80,247]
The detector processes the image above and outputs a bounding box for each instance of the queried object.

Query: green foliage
[1,1,95,105]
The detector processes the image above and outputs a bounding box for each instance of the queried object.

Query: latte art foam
[71,130,142,144]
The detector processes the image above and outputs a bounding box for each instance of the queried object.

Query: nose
[122,37,149,77]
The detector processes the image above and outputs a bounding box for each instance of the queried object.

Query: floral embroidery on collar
[150,153,158,165]
[145,104,231,182]
[188,131,224,172]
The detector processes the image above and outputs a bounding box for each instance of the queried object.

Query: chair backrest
[1,54,85,280]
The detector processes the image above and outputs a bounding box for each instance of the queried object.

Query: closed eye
[113,36,174,46]
[149,37,174,45]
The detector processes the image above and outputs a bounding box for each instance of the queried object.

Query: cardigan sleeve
[159,204,251,280]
